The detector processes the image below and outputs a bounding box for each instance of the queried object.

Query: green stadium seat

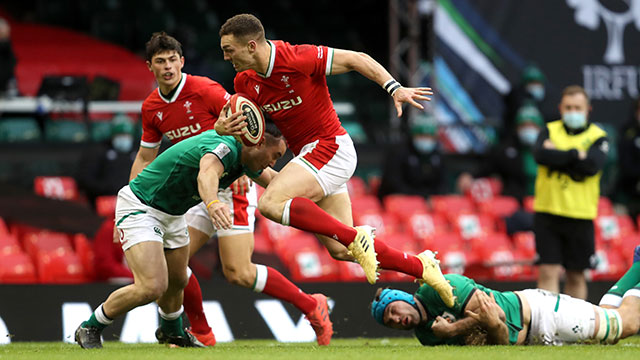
[342,120,367,144]
[0,118,42,143]
[45,120,89,143]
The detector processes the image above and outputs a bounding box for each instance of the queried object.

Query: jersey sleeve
[140,102,162,148]
[292,44,334,77]
[202,136,239,171]
[202,80,231,117]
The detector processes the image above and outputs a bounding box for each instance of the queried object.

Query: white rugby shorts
[290,133,357,197]
[115,185,190,251]
[521,289,596,345]
[184,182,257,238]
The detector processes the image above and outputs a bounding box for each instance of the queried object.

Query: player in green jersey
[75,124,286,349]
[372,252,640,346]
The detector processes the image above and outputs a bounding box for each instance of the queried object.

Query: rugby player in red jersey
[131,32,332,346]
[217,14,454,307]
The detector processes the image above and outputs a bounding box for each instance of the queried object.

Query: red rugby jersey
[234,40,346,155]
[140,74,230,147]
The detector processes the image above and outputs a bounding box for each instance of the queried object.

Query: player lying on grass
[371,245,640,346]
[75,124,295,349]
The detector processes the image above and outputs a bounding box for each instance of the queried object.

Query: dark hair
[263,119,283,146]
[219,14,265,42]
[561,85,590,105]
[145,32,183,61]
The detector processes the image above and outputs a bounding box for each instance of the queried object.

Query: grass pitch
[2,337,640,360]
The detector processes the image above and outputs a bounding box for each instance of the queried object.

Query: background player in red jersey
[216,14,454,307]
[130,32,333,346]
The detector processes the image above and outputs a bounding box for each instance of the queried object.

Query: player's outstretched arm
[431,316,479,339]
[129,146,159,181]
[330,48,432,117]
[198,153,232,230]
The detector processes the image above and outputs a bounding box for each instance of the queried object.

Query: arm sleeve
[140,104,163,148]
[568,136,609,176]
[293,44,332,77]
[203,81,231,117]
[533,127,579,167]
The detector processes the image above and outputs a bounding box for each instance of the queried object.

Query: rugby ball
[226,93,265,146]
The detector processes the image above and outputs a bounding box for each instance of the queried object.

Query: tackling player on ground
[370,245,640,346]
[216,14,454,307]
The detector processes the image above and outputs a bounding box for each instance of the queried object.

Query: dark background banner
[0,280,614,343]
[473,0,640,127]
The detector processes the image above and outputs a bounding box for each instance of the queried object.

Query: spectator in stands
[617,97,640,220]
[378,116,447,200]
[0,17,18,98]
[76,115,136,208]
[456,104,543,234]
[533,85,609,300]
[503,65,553,140]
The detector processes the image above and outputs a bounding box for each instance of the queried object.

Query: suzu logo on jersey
[164,123,202,141]
[261,96,302,113]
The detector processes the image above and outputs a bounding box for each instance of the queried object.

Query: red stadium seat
[337,260,368,282]
[512,231,537,263]
[451,213,497,241]
[287,248,339,282]
[466,177,503,203]
[0,252,38,283]
[252,232,274,255]
[35,251,88,283]
[351,195,383,218]
[95,195,117,218]
[383,194,429,220]
[354,212,400,237]
[598,197,614,216]
[275,233,323,267]
[73,233,95,280]
[346,176,368,199]
[0,217,9,236]
[523,196,535,213]
[427,232,470,274]
[22,230,73,260]
[429,195,475,220]
[590,249,627,281]
[33,176,79,201]
[477,196,520,219]
[406,212,449,245]
[260,219,305,252]
[0,233,22,256]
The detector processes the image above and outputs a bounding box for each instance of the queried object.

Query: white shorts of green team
[115,185,189,252]
[184,182,257,238]
[522,288,621,345]
[290,133,356,197]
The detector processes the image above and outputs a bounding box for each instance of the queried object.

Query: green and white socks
[158,305,186,337]
[82,303,113,330]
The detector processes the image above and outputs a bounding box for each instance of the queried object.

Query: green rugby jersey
[414,274,523,345]
[129,130,261,215]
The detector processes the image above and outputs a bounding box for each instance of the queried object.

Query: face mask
[413,138,437,153]
[562,111,587,130]
[518,127,540,146]
[526,84,545,101]
[112,135,133,153]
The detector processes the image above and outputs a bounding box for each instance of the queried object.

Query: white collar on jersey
[257,41,276,79]
[157,73,188,103]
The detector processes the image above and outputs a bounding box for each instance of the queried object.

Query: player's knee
[167,272,189,292]
[222,264,253,287]
[257,193,282,222]
[139,279,168,302]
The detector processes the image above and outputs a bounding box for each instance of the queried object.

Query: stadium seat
[287,249,340,282]
[0,233,22,256]
[429,195,475,220]
[0,117,42,143]
[252,232,274,255]
[95,195,117,217]
[597,197,614,216]
[34,176,80,201]
[275,233,323,267]
[451,213,497,241]
[383,194,429,220]
[35,251,88,283]
[466,177,503,203]
[0,252,38,283]
[0,217,9,236]
[337,260,368,282]
[346,176,368,199]
[477,196,520,219]
[405,212,449,245]
[523,196,535,212]
[73,233,95,280]
[590,248,627,281]
[260,217,305,252]
[427,232,469,275]
[512,231,537,263]
[351,194,383,218]
[353,212,400,237]
[45,119,89,143]
[22,229,73,260]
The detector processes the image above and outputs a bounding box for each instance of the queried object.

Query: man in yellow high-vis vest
[533,85,609,300]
